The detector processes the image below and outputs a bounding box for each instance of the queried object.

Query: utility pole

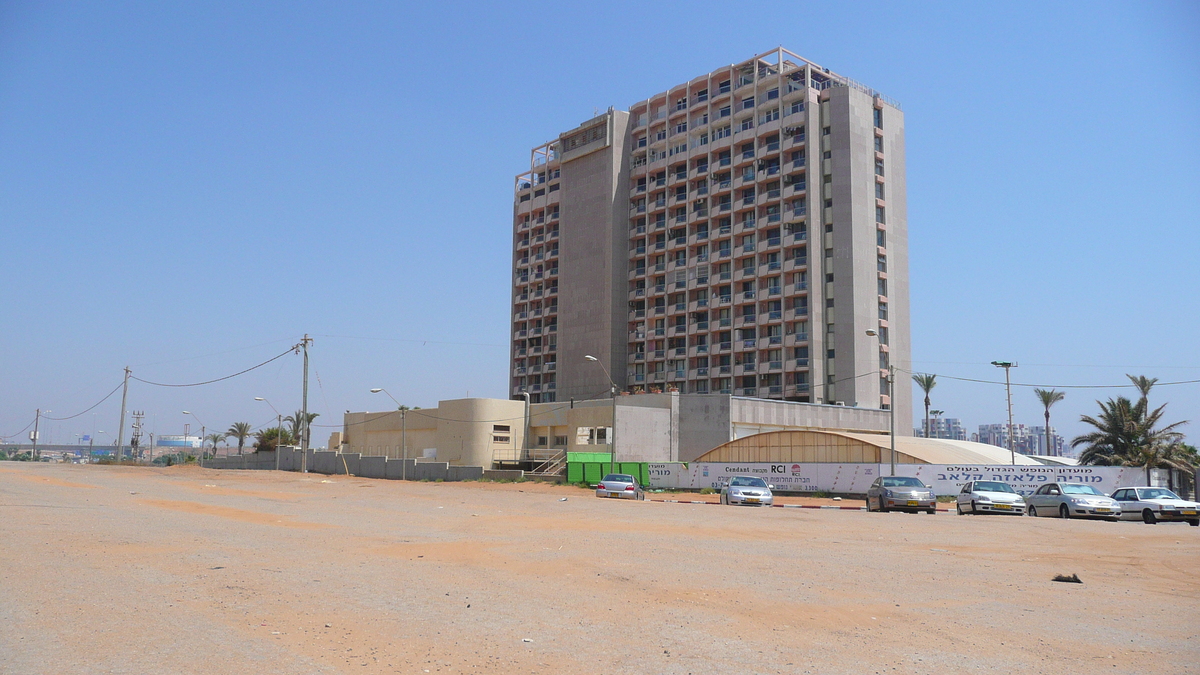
[300,335,312,473]
[31,409,42,460]
[992,361,1017,465]
[115,367,130,463]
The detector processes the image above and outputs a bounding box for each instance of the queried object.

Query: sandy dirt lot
[1,463,1196,674]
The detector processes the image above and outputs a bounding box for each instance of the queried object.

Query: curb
[649,498,951,512]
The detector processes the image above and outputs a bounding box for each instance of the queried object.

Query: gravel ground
[1,463,1196,675]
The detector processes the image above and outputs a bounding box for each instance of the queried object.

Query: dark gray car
[866,476,937,514]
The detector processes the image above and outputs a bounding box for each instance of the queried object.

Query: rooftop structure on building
[509,47,910,431]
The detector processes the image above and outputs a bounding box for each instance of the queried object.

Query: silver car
[719,475,775,506]
[866,476,937,514]
[956,480,1026,516]
[595,473,645,500]
[1111,487,1200,526]
[1027,482,1120,521]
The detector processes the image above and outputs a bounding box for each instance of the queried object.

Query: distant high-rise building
[1029,425,1066,457]
[510,48,910,425]
[918,417,967,441]
[977,423,1065,456]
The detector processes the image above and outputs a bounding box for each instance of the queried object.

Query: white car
[1110,487,1200,526]
[955,480,1026,515]
[719,475,775,507]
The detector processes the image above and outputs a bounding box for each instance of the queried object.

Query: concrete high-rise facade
[510,48,910,427]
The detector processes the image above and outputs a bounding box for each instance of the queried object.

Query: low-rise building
[331,393,890,469]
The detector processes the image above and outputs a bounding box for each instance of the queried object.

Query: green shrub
[699,487,716,495]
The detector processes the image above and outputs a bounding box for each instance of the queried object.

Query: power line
[130,338,300,368]
[42,381,126,421]
[894,366,1200,390]
[131,346,296,388]
[311,333,506,348]
[1,417,37,442]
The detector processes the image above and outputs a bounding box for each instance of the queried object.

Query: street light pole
[371,388,408,480]
[584,355,619,476]
[254,397,283,471]
[991,361,1017,465]
[864,330,895,476]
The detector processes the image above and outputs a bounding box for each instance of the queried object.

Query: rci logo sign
[771,464,787,474]
[790,463,802,476]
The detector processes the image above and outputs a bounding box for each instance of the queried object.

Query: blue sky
[2,1,1197,449]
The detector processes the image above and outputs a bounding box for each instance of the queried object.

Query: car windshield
[730,477,768,488]
[1139,488,1180,500]
[1060,484,1102,495]
[974,481,1016,493]
[881,477,926,488]
[602,474,633,484]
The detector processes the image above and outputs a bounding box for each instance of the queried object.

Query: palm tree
[204,433,225,458]
[911,373,937,438]
[1072,395,1189,484]
[1034,388,1065,456]
[1127,374,1158,407]
[226,422,253,456]
[284,411,320,447]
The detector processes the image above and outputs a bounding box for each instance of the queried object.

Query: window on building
[826,298,834,308]
[876,206,886,224]
[875,182,885,199]
[822,150,832,159]
[822,126,831,136]
[877,230,886,247]
[878,302,888,319]
[873,108,883,129]
[875,160,885,176]
[874,136,883,153]
[766,88,779,100]
[741,96,755,110]
[740,117,754,131]
[827,349,835,359]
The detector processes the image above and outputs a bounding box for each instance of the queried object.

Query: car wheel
[865,497,872,512]
[878,496,888,513]
[1142,509,1157,525]
[1028,505,1037,517]
[927,507,937,515]
[1189,520,1198,527]
[956,502,964,515]
[1059,504,1070,519]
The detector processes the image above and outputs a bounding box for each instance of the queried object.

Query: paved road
[1,463,1195,674]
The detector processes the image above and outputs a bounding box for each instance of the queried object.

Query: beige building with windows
[331,393,891,469]
[510,47,911,430]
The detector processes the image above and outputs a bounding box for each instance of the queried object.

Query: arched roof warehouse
[695,430,1044,465]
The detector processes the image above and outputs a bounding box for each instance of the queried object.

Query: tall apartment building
[977,423,1065,456]
[510,48,910,425]
[919,417,968,441]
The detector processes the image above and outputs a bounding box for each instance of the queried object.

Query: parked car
[955,480,1026,515]
[866,476,937,514]
[719,475,775,506]
[595,473,645,500]
[1026,482,1120,520]
[1111,487,1200,526]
